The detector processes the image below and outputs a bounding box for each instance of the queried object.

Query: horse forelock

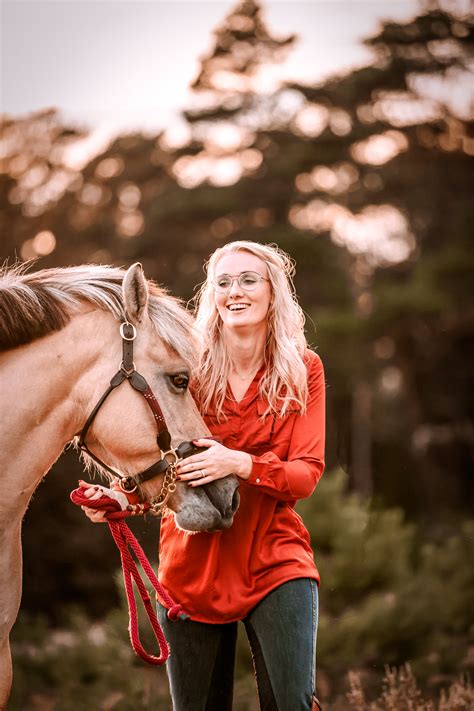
[0,264,197,366]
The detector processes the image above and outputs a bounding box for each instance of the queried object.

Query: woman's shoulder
[303,348,324,372]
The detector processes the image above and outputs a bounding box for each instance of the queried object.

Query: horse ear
[123,263,149,324]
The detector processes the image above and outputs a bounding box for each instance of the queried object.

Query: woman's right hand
[78,479,127,523]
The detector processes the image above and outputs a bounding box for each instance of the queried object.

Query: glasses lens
[215,276,232,292]
[239,272,260,290]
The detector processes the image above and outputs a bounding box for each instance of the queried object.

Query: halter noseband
[78,320,204,511]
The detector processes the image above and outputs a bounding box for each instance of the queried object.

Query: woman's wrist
[235,451,253,480]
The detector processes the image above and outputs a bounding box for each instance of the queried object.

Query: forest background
[1,0,473,708]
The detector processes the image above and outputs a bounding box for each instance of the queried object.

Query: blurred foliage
[347,664,474,710]
[297,470,474,703]
[11,470,474,709]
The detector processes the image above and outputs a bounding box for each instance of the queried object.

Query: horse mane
[0,264,197,365]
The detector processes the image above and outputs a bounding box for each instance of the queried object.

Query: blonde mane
[0,264,196,366]
[192,241,310,419]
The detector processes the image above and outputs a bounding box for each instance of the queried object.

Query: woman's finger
[192,438,218,448]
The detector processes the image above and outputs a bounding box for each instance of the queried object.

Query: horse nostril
[231,488,240,514]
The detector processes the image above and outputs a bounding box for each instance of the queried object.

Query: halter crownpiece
[78,320,207,510]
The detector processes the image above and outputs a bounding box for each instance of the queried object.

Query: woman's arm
[177,354,325,502]
[244,353,325,501]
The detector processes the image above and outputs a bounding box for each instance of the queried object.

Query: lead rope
[70,487,187,665]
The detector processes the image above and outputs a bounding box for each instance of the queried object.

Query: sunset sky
[2,1,419,135]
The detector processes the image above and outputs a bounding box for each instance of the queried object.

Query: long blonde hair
[193,241,309,419]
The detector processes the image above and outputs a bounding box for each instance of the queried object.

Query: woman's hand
[78,479,128,523]
[176,438,252,486]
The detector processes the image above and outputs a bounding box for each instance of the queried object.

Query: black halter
[78,321,204,498]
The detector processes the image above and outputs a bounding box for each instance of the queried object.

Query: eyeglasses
[213,271,269,294]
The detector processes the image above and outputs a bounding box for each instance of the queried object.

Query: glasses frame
[212,271,269,294]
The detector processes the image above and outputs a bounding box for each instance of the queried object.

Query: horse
[0,262,240,708]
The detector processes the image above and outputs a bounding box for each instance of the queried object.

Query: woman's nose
[228,279,243,296]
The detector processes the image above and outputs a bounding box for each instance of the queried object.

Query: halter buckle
[120,322,137,341]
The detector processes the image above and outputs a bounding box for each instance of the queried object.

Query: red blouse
[158,349,326,623]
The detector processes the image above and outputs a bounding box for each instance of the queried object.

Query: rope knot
[167,604,185,621]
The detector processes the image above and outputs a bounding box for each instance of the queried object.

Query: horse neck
[0,309,119,501]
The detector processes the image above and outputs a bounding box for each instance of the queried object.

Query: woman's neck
[224,327,267,374]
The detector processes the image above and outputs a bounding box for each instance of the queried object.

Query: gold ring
[200,470,206,478]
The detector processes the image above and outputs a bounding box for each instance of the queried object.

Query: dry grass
[347,664,473,711]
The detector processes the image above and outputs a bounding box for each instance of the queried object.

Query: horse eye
[169,373,189,390]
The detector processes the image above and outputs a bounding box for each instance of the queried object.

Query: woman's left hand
[176,438,252,486]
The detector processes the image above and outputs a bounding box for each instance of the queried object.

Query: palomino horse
[0,262,239,709]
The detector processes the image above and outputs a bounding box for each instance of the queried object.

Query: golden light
[118,183,141,210]
[32,230,56,255]
[240,148,263,171]
[210,217,234,239]
[8,185,25,205]
[208,156,243,187]
[204,124,249,153]
[373,92,439,127]
[311,166,338,191]
[379,366,403,396]
[20,230,56,260]
[289,199,415,266]
[159,123,192,151]
[172,154,209,189]
[95,156,124,179]
[20,164,49,189]
[251,207,272,228]
[79,183,103,206]
[20,239,36,261]
[332,204,415,265]
[117,210,144,238]
[374,337,395,359]
[295,173,314,193]
[329,110,352,136]
[292,104,329,138]
[351,130,408,165]
[8,155,29,178]
[297,162,359,195]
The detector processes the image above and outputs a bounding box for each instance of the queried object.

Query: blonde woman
[160,241,325,711]
[83,241,325,710]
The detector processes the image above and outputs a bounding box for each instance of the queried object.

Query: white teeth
[227,304,249,312]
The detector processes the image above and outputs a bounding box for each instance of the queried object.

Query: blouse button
[255,478,261,483]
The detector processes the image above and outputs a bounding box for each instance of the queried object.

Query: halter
[78,320,204,512]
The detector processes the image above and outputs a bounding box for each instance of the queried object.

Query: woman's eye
[242,274,258,286]
[169,374,189,390]
[217,278,231,288]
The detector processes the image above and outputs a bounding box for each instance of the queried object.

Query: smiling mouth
[226,303,250,312]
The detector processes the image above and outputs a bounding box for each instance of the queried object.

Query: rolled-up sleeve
[246,353,326,501]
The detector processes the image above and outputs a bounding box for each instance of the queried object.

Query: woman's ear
[122,262,149,324]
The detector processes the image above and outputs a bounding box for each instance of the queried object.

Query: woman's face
[213,251,272,332]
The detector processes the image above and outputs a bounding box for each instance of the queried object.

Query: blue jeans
[157,578,319,711]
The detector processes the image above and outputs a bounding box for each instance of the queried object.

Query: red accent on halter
[70,487,188,665]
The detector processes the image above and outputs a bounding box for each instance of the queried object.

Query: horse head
[77,263,240,532]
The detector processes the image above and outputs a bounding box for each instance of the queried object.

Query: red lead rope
[70,487,187,665]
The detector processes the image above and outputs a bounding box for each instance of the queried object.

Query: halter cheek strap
[78,321,207,504]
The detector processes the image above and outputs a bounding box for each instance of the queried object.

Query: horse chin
[171,476,240,533]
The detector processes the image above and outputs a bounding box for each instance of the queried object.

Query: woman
[84,241,325,711]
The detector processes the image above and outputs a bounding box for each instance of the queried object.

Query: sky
[1,0,419,137]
